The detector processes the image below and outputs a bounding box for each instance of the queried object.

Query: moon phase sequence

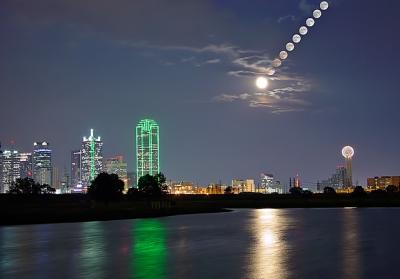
[255,1,329,90]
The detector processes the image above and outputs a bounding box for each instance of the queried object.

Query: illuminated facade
[70,150,81,188]
[367,176,400,190]
[81,129,103,188]
[260,173,274,193]
[1,150,20,193]
[321,166,346,189]
[18,152,32,179]
[105,155,128,193]
[232,179,256,193]
[33,142,52,186]
[260,173,283,193]
[136,119,160,183]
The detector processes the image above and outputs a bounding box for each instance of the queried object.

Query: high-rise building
[105,155,128,193]
[18,152,32,179]
[0,142,2,192]
[260,173,282,193]
[260,173,274,193]
[321,166,346,189]
[70,150,81,188]
[127,171,137,188]
[231,179,256,193]
[136,119,160,183]
[1,150,20,193]
[81,129,103,188]
[33,142,52,185]
[52,166,61,189]
[245,179,256,192]
[60,170,70,194]
[232,179,245,193]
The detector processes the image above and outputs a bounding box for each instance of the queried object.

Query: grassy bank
[1,193,400,226]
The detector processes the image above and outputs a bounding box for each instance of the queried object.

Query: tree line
[7,172,168,202]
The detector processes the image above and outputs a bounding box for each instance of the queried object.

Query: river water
[1,208,399,279]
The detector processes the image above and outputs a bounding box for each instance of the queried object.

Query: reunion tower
[341,146,355,187]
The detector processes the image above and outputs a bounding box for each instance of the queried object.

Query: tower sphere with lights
[341,145,354,187]
[341,146,354,159]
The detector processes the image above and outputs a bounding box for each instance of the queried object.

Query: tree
[224,186,233,194]
[8,177,45,194]
[303,190,313,197]
[137,173,167,197]
[386,185,399,193]
[88,172,124,202]
[323,187,336,195]
[289,187,303,196]
[352,186,366,197]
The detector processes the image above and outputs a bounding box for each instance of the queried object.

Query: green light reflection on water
[131,219,167,279]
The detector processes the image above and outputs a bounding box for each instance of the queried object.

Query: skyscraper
[18,152,32,179]
[81,129,103,188]
[136,119,160,183]
[321,165,346,189]
[105,155,128,193]
[1,150,20,193]
[33,141,52,186]
[70,150,82,188]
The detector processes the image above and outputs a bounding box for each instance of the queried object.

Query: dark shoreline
[2,193,400,226]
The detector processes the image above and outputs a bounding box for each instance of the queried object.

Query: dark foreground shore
[2,193,400,226]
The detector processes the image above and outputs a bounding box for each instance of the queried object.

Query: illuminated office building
[136,119,160,183]
[81,129,103,188]
[231,179,256,193]
[105,155,128,193]
[260,173,282,193]
[33,142,52,185]
[70,150,81,188]
[260,173,274,193]
[367,176,400,190]
[321,166,346,189]
[18,152,32,178]
[1,150,20,193]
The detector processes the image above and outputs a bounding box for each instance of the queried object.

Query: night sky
[1,0,399,187]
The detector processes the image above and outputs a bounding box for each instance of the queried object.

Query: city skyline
[1,0,400,185]
[0,128,395,189]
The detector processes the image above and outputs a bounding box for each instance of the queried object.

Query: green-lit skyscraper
[136,119,160,183]
[81,129,103,189]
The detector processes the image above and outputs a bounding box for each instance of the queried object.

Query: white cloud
[277,15,296,23]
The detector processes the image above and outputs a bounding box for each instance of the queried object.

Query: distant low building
[231,179,256,193]
[207,184,224,194]
[367,176,400,190]
[168,181,208,194]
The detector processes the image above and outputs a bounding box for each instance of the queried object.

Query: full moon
[255,77,269,89]
[286,42,295,52]
[293,34,301,43]
[306,18,315,27]
[279,51,288,60]
[313,9,322,19]
[320,1,329,11]
[299,26,308,35]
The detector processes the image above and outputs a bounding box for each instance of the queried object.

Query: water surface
[1,208,399,279]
